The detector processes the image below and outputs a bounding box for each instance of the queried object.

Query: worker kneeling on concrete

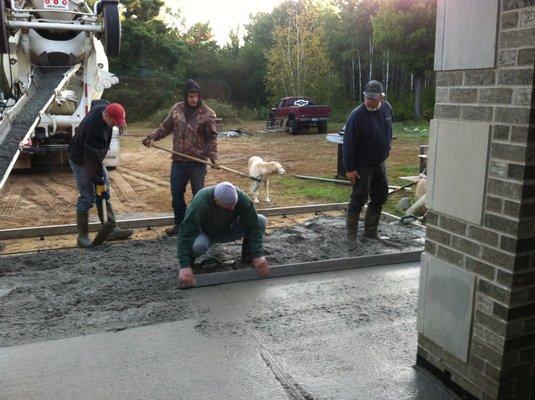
[68,102,133,247]
[177,181,269,287]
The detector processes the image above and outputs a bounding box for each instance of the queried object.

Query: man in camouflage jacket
[142,79,219,235]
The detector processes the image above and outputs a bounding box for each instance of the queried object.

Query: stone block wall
[418,1,535,399]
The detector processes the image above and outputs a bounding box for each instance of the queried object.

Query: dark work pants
[170,161,207,225]
[348,162,389,214]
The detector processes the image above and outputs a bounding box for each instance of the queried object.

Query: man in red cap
[68,101,133,247]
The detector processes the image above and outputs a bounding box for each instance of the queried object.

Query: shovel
[92,198,114,246]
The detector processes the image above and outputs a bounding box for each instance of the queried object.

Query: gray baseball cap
[363,80,384,100]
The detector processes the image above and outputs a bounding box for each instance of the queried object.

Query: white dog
[248,156,286,203]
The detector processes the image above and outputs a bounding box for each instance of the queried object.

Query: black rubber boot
[165,225,179,236]
[97,201,133,241]
[363,206,382,240]
[346,212,360,249]
[76,210,93,248]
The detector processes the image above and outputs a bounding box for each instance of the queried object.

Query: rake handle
[150,144,261,182]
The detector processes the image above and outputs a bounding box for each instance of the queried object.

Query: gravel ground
[0,215,424,347]
[0,67,68,181]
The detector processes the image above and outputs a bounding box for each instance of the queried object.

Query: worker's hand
[94,183,110,201]
[252,256,269,277]
[179,267,196,287]
[142,137,154,147]
[346,170,360,184]
[210,158,220,169]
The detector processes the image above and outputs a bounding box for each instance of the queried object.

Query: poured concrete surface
[1,263,457,400]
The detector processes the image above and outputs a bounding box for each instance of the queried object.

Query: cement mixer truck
[0,0,121,189]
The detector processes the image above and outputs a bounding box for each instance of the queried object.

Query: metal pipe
[7,21,103,32]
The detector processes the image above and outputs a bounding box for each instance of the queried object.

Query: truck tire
[289,119,299,135]
[318,121,327,134]
[0,3,8,54]
[103,1,121,56]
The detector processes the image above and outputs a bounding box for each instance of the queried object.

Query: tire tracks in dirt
[119,168,169,189]
[0,182,25,216]
[108,170,146,208]
[26,183,72,213]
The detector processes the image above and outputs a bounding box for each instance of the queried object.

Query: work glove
[210,158,220,169]
[93,178,110,201]
[142,136,154,147]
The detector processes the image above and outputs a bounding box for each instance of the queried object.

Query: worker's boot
[346,212,360,250]
[97,201,133,241]
[165,225,179,236]
[76,210,93,248]
[363,206,382,240]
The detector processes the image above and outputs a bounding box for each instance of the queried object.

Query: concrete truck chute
[0,0,121,190]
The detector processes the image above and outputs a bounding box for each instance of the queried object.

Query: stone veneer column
[417,1,535,399]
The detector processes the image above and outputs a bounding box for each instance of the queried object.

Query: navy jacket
[68,105,112,183]
[342,101,393,171]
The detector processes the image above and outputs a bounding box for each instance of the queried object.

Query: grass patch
[278,176,350,203]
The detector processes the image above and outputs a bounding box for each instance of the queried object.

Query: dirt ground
[0,121,424,228]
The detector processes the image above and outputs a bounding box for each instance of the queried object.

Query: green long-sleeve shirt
[177,186,264,268]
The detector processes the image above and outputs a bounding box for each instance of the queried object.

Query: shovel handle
[102,198,107,222]
[150,144,261,182]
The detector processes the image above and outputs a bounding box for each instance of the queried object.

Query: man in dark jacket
[342,80,393,248]
[177,181,269,287]
[69,102,132,247]
[142,79,218,236]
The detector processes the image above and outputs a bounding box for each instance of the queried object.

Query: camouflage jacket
[147,102,218,163]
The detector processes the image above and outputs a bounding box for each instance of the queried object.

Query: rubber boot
[346,212,360,249]
[363,206,382,240]
[93,201,119,246]
[97,201,133,241]
[76,210,93,248]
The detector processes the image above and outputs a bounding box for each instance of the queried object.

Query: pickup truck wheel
[0,3,8,54]
[103,1,121,56]
[289,120,299,135]
[318,121,327,134]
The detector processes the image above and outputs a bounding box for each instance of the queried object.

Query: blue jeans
[192,214,267,258]
[171,161,207,225]
[70,159,109,212]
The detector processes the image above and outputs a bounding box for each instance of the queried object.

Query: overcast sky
[166,0,285,45]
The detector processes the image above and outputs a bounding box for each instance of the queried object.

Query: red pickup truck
[267,97,330,134]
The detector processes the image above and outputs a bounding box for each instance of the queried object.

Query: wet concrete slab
[0,262,457,400]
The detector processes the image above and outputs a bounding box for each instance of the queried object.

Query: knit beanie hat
[214,182,238,208]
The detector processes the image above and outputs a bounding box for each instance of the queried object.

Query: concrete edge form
[0,203,350,240]
[179,250,423,289]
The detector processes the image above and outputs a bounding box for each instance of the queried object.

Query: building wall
[418,0,535,399]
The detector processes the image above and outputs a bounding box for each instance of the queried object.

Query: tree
[265,0,339,105]
[372,0,436,120]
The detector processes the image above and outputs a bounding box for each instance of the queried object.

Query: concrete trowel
[92,199,114,246]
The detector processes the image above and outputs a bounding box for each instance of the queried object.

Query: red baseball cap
[105,103,126,127]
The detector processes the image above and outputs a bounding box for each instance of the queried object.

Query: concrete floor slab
[1,263,458,400]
